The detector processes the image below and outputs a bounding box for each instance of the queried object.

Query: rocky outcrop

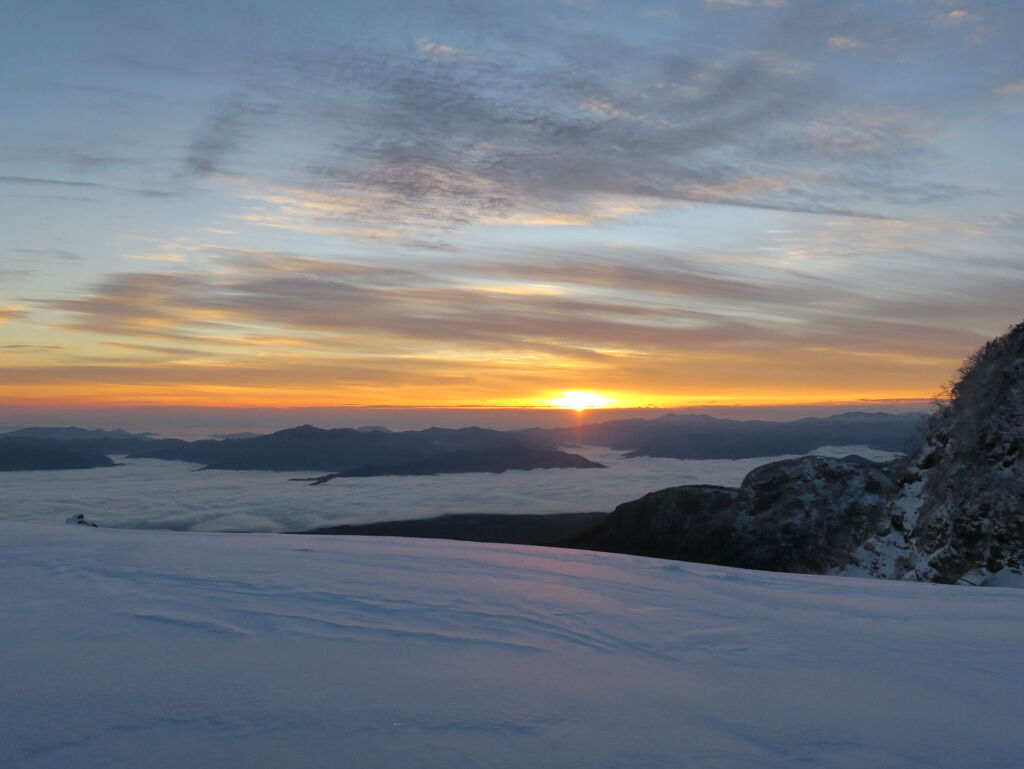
[66,513,99,527]
[570,484,741,563]
[570,321,1024,586]
[568,455,895,574]
[732,456,896,573]
[842,321,1024,584]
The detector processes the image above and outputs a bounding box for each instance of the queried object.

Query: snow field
[2,522,1022,769]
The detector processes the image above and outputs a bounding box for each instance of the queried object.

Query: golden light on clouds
[4,235,977,413]
[464,284,566,296]
[0,305,27,322]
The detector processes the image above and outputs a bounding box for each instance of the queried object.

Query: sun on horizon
[548,391,611,411]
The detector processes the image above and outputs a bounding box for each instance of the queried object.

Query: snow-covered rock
[572,455,895,574]
[733,455,895,573]
[65,513,99,527]
[844,320,1024,584]
[3,522,1023,769]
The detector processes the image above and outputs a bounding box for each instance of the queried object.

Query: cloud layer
[199,27,958,233]
[11,235,1011,406]
[0,446,900,533]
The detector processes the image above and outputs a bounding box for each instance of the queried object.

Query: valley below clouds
[0,445,898,533]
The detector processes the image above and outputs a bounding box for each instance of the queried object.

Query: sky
[2,0,1023,421]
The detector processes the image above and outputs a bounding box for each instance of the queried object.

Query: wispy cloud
[416,37,478,61]
[934,9,978,26]
[184,95,279,177]
[0,175,102,188]
[168,20,971,238]
[24,235,1008,407]
[643,8,680,19]
[463,284,567,296]
[0,306,27,323]
[827,36,866,51]
[995,80,1024,95]
[0,344,68,355]
[706,0,788,9]
[9,248,81,261]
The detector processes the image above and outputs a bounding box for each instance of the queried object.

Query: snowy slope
[3,523,1022,769]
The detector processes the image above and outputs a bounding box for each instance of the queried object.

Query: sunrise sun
[548,391,611,411]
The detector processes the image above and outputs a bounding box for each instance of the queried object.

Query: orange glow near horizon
[547,391,612,411]
[0,321,954,412]
[0,380,943,411]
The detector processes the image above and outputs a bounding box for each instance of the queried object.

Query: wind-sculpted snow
[0,445,896,532]
[3,523,1023,769]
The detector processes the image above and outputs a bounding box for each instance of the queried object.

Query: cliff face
[843,321,1024,584]
[571,321,1024,586]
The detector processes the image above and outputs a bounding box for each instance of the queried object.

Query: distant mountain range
[0,437,118,471]
[1,426,156,442]
[0,410,923,474]
[522,411,924,460]
[296,443,605,485]
[123,425,576,473]
[0,424,597,476]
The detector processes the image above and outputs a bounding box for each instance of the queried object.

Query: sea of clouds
[0,446,899,533]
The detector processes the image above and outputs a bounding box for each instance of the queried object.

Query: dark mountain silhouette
[0,423,573,475]
[1,426,156,441]
[1,428,182,457]
[303,512,606,545]
[5,409,924,476]
[128,425,442,471]
[126,425,567,473]
[296,442,605,484]
[0,437,117,471]
[521,411,924,460]
[567,321,1024,586]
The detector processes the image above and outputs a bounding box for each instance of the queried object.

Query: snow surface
[3,522,1022,769]
[0,445,898,532]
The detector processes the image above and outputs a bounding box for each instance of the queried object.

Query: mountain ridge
[296,442,605,484]
[2,412,922,473]
[0,437,118,472]
[521,410,923,460]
